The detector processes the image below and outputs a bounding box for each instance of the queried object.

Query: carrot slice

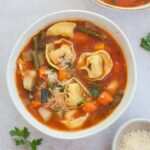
[98,91,113,106]
[31,100,42,108]
[74,32,87,43]
[58,69,70,81]
[83,102,97,113]
[94,43,105,51]
[38,66,48,79]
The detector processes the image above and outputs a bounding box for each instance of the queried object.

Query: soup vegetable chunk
[16,20,127,131]
[100,0,150,7]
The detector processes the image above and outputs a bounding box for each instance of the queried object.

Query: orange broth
[101,0,150,7]
[15,20,127,131]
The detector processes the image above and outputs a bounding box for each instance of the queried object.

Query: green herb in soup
[15,20,127,131]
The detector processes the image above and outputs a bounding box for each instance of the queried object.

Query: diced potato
[46,22,76,38]
[23,76,34,91]
[22,51,32,62]
[28,70,37,78]
[38,107,52,122]
[98,91,113,106]
[107,80,118,94]
[23,70,37,91]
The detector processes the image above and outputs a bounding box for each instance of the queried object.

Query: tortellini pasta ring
[45,38,76,70]
[78,50,113,81]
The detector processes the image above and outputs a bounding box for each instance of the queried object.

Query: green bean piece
[40,31,46,41]
[31,51,40,68]
[33,36,38,50]
[76,25,105,40]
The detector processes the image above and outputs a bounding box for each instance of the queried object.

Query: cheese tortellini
[46,22,76,38]
[45,38,76,70]
[64,78,91,107]
[78,50,113,81]
[62,110,88,129]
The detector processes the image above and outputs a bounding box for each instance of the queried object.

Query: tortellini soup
[15,20,127,131]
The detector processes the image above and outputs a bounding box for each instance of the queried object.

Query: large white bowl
[7,10,137,139]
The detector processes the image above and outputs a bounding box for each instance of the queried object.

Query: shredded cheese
[119,130,150,150]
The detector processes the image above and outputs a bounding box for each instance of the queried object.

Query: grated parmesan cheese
[119,130,150,150]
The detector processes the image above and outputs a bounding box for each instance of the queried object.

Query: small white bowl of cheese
[112,119,150,150]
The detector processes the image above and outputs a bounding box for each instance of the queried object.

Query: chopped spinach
[66,61,73,69]
[88,82,102,97]
[77,101,85,107]
[57,85,65,92]
[89,88,100,97]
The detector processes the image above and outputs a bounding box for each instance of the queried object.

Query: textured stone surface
[0,0,150,149]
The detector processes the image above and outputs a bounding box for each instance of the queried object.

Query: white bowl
[95,0,150,11]
[112,119,150,150]
[7,10,137,139]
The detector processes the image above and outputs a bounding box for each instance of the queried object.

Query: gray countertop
[0,0,150,150]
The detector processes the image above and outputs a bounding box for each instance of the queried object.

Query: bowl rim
[95,0,150,11]
[112,118,150,150]
[7,9,137,140]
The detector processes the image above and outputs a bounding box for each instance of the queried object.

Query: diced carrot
[58,69,70,81]
[107,80,118,95]
[94,43,105,51]
[38,66,48,79]
[83,102,97,113]
[74,32,87,43]
[31,100,42,108]
[98,91,113,106]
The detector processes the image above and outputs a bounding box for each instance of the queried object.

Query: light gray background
[0,0,150,150]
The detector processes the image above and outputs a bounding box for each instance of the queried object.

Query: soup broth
[101,0,150,7]
[15,20,127,131]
